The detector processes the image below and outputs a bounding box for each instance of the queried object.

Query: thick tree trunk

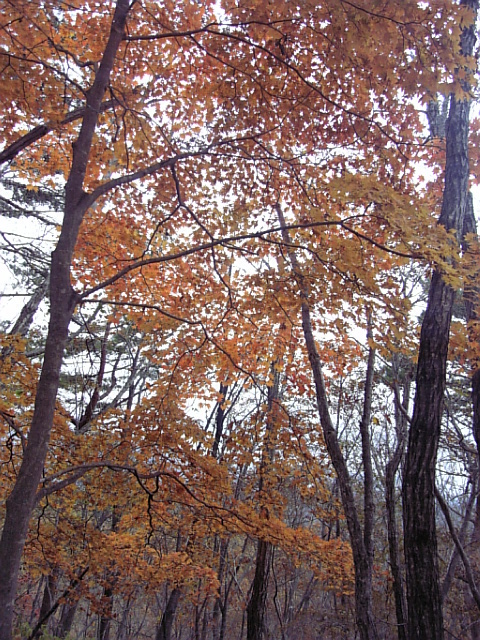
[402,138,461,640]
[403,3,477,637]
[0,4,130,639]
[0,256,78,640]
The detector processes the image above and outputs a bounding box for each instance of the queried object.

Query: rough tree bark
[402,2,477,638]
[0,3,132,638]
[246,538,273,640]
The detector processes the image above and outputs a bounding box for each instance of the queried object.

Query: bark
[155,588,182,640]
[276,204,379,640]
[403,146,459,640]
[468,501,480,640]
[0,4,131,639]
[33,573,57,638]
[211,538,230,640]
[246,540,272,640]
[54,601,79,640]
[385,365,410,640]
[97,509,120,640]
[359,315,376,616]
[0,102,115,167]
[75,322,111,433]
[97,587,114,640]
[402,3,477,637]
[246,369,280,640]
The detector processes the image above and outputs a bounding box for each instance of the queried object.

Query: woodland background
[1,1,480,639]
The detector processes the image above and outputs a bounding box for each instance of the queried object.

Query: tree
[403,1,478,637]
[0,4,133,636]
[0,1,473,638]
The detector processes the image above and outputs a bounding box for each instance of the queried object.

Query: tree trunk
[276,204,379,640]
[0,4,131,639]
[97,585,114,640]
[246,369,280,640]
[246,539,272,640]
[403,3,477,637]
[212,382,229,458]
[211,537,230,640]
[96,509,120,640]
[54,601,79,640]
[155,588,182,640]
[33,573,57,639]
[385,362,410,640]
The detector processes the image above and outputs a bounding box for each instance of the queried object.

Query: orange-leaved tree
[0,1,471,639]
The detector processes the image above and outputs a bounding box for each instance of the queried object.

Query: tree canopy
[0,1,480,639]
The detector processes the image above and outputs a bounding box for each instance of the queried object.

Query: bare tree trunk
[246,539,272,640]
[211,537,230,640]
[156,588,182,640]
[385,362,410,640]
[26,567,89,640]
[54,601,79,640]
[0,4,131,639]
[96,509,120,640]
[212,382,229,459]
[246,369,280,640]
[32,573,57,639]
[276,204,379,640]
[359,314,376,626]
[403,3,477,637]
[435,488,480,609]
[97,586,114,640]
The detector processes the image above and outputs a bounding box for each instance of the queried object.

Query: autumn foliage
[0,0,479,639]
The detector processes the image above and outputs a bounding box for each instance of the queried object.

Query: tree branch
[0,102,114,166]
